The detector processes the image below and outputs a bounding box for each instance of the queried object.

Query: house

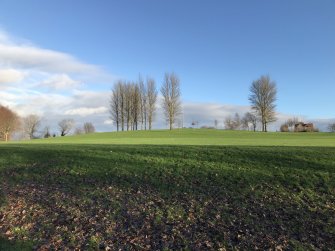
[294,122,314,132]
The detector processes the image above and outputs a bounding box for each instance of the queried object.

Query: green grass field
[1,129,335,250]
[20,129,335,146]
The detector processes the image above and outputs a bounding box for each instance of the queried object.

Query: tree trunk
[149,116,152,130]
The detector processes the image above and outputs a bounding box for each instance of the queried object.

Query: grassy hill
[0,129,335,250]
[18,128,335,146]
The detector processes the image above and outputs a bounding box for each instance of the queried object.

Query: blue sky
[0,0,334,132]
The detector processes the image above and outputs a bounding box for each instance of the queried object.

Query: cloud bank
[0,29,112,133]
[0,69,25,84]
[0,30,102,75]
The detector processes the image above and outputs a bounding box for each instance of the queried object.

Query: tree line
[0,106,96,142]
[109,73,274,133]
[224,112,258,131]
[2,73,335,141]
[109,72,182,131]
[109,76,157,131]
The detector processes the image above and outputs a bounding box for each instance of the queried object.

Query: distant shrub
[294,122,315,132]
[224,113,241,130]
[201,126,215,129]
[74,127,83,135]
[84,122,96,134]
[280,124,289,132]
[305,127,313,132]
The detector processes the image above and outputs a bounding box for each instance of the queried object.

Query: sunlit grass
[8,128,335,146]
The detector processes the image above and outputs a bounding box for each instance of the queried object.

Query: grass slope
[15,129,335,146]
[0,130,335,250]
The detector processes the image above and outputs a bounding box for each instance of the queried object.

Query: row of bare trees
[110,72,182,131]
[328,123,335,132]
[0,105,96,141]
[224,112,258,131]
[110,76,158,131]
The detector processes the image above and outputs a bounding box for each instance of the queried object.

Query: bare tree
[161,73,182,130]
[110,81,122,131]
[249,75,277,132]
[138,75,147,130]
[119,83,125,131]
[224,113,242,130]
[224,116,234,130]
[241,117,249,130]
[146,77,157,130]
[43,126,51,138]
[0,105,20,142]
[111,79,154,132]
[233,113,241,129]
[280,123,289,132]
[131,83,141,130]
[242,112,258,131]
[286,117,300,132]
[58,119,75,136]
[23,114,41,139]
[328,123,335,132]
[214,119,219,129]
[83,122,95,134]
[123,82,133,131]
[74,127,83,135]
[110,76,157,131]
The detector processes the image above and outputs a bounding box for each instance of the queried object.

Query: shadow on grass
[0,237,33,251]
[0,190,5,208]
[0,144,334,249]
[1,144,335,196]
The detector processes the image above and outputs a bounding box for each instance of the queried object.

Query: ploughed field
[0,130,335,250]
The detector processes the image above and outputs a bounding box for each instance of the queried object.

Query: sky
[0,0,334,133]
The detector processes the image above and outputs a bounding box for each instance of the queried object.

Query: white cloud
[178,102,251,129]
[65,106,108,116]
[38,74,80,90]
[0,29,114,83]
[0,68,25,84]
[0,29,116,133]
[104,119,113,125]
[0,90,19,107]
[0,43,102,76]
[72,90,110,106]
[13,92,73,117]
